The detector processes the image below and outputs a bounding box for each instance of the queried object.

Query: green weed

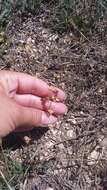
[51,0,107,35]
[0,148,24,189]
[0,0,42,26]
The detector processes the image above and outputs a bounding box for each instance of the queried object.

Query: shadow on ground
[2,127,48,150]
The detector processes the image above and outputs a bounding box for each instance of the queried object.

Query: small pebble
[88,150,99,165]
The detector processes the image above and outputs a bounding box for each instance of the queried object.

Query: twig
[0,169,13,190]
[99,2,107,10]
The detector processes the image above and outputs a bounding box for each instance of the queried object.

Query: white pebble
[45,141,53,149]
[88,150,99,165]
[67,129,75,139]
[46,188,54,190]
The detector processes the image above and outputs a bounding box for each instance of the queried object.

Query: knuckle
[28,95,34,107]
[31,109,42,125]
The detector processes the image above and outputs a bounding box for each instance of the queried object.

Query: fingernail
[54,104,68,115]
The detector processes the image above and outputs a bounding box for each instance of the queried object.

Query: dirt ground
[0,4,107,190]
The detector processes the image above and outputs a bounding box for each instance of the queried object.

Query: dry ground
[0,4,107,190]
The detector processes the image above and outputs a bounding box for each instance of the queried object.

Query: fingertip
[57,90,67,101]
[48,86,66,101]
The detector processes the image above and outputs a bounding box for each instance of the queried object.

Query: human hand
[0,71,67,138]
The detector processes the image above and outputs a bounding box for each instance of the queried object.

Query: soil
[0,4,107,190]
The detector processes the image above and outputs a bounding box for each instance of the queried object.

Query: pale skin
[0,71,67,138]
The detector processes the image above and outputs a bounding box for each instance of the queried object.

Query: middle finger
[14,94,67,116]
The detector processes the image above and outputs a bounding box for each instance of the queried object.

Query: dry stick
[0,66,8,70]
[99,1,107,10]
[23,178,28,190]
[76,137,87,189]
[0,169,13,190]
[71,18,105,52]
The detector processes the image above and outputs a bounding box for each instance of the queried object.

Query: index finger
[5,71,66,100]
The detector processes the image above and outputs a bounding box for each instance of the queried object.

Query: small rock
[26,37,32,44]
[19,40,25,44]
[46,46,49,50]
[67,147,73,155]
[71,118,77,124]
[23,136,31,144]
[66,129,76,139]
[54,170,59,175]
[98,88,103,93]
[67,118,76,124]
[46,188,54,190]
[69,32,73,37]
[88,150,99,165]
[49,34,58,41]
[58,143,65,149]
[42,29,48,38]
[100,138,107,148]
[45,141,53,149]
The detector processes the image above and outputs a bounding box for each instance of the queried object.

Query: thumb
[16,106,57,129]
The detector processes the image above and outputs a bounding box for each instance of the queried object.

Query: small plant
[0,148,24,189]
[0,0,42,27]
[51,0,107,35]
